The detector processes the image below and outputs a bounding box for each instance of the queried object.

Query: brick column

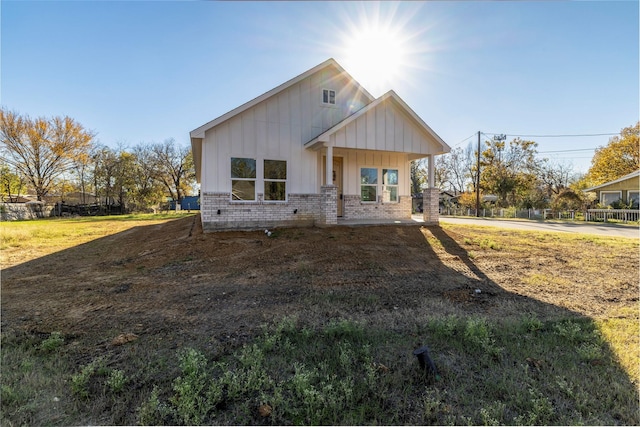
[321,185,337,225]
[422,188,439,225]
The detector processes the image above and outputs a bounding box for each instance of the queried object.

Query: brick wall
[320,185,337,226]
[342,195,412,220]
[422,188,439,224]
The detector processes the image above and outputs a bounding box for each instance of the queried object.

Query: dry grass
[1,215,638,425]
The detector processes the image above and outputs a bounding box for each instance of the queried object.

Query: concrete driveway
[438,216,639,239]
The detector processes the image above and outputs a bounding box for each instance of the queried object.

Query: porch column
[423,154,439,225]
[325,145,333,185]
[427,154,434,188]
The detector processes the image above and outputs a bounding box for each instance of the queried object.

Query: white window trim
[230,157,257,202]
[321,88,336,106]
[600,190,622,206]
[627,190,639,207]
[382,168,399,204]
[359,166,379,203]
[359,166,401,204]
[263,159,288,203]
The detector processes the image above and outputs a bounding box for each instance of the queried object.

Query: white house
[190,58,450,231]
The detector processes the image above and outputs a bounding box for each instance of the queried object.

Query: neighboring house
[584,170,640,208]
[190,58,450,231]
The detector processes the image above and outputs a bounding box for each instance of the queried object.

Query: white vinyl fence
[441,207,639,223]
[585,209,639,223]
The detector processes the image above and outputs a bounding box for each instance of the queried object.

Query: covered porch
[304,90,449,226]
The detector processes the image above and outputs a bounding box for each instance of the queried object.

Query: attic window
[322,89,336,105]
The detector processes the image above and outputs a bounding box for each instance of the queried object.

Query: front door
[333,158,343,217]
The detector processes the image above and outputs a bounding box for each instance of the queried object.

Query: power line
[483,132,618,138]
[538,148,597,153]
[452,132,477,147]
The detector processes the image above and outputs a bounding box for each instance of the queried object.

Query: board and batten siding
[326,97,437,155]
[200,66,372,194]
[323,149,410,197]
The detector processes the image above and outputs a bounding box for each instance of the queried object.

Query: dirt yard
[2,215,637,352]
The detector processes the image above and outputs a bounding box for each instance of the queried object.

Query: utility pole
[475,131,481,217]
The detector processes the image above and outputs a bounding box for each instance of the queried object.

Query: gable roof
[305,90,451,154]
[584,169,640,192]
[190,58,375,139]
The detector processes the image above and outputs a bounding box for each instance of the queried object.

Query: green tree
[480,138,540,208]
[129,144,166,211]
[410,159,427,194]
[0,162,25,202]
[0,109,94,201]
[586,122,640,185]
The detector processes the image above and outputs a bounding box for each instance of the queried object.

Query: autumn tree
[586,122,640,185]
[0,109,94,201]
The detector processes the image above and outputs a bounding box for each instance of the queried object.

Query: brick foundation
[342,195,412,220]
[200,189,417,231]
[200,192,324,231]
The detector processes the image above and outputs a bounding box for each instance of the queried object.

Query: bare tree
[150,139,195,203]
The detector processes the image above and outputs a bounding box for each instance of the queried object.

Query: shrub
[39,332,64,352]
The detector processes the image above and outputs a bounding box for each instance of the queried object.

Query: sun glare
[342,26,408,95]
[334,2,421,97]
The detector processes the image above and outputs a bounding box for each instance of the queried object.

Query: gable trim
[305,90,450,154]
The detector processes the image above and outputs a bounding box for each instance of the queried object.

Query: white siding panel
[366,109,376,150]
[278,92,289,124]
[395,110,404,152]
[267,121,279,155]
[345,122,356,149]
[230,118,242,153]
[242,110,255,155]
[356,114,366,149]
[375,106,385,150]
[280,123,290,158]
[300,79,312,142]
[256,117,267,155]
[290,84,301,126]
[385,105,394,152]
[335,127,346,148]
[266,97,278,124]
[255,101,266,123]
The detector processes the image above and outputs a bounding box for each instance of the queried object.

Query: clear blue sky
[2,1,638,174]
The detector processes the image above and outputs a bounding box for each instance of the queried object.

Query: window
[264,160,287,201]
[231,157,256,201]
[600,191,622,207]
[360,168,378,202]
[382,169,398,202]
[628,191,639,209]
[322,89,336,105]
